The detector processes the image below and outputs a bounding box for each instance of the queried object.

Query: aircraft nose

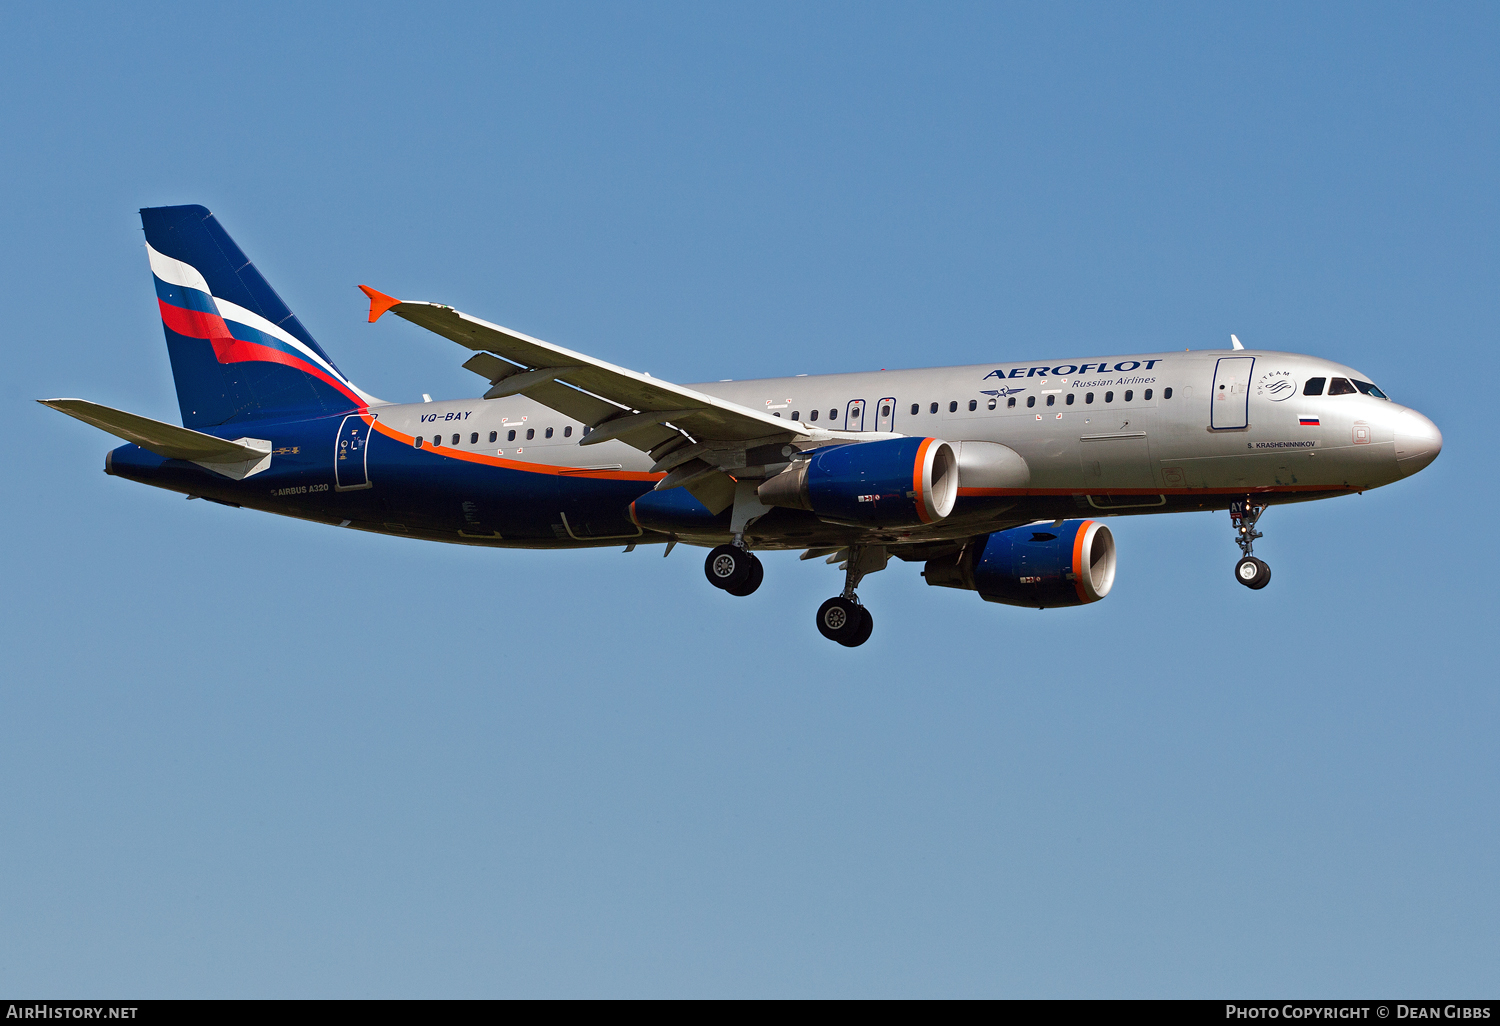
[1394,409,1442,477]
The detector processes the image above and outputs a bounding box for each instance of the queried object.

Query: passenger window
[1085,392,1094,404]
[987,398,996,410]
[1066,394,1075,406]
[1124,390,1132,402]
[829,409,837,420]
[1143,388,1152,400]
[1164,387,1173,399]
[774,412,781,417]
[1007,397,1016,408]
[507,429,516,441]
[909,404,918,416]
[1105,391,1114,403]
[1046,395,1055,407]
[949,401,958,413]
[488,431,497,443]
[1027,396,1036,408]
[1303,377,1326,396]
[526,428,535,439]
[564,426,572,437]
[791,411,800,421]
[881,404,891,417]
[545,427,554,438]
[810,409,818,421]
[413,436,423,448]
[1328,377,1357,395]
[968,399,977,411]
[470,432,479,444]
[451,433,460,445]
[1354,380,1388,399]
[433,435,442,445]
[930,402,938,414]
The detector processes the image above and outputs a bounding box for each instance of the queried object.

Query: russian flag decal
[1299,416,1321,426]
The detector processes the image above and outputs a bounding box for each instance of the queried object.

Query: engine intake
[924,519,1116,607]
[758,437,958,527]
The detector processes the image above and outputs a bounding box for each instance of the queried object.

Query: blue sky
[1,1,1495,997]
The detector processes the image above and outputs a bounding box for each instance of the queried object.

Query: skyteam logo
[1255,369,1297,401]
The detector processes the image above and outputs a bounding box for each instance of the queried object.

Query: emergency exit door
[876,397,896,432]
[1211,357,1255,430]
[845,399,865,431]
[335,414,374,490]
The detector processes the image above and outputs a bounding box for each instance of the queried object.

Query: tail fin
[141,204,375,428]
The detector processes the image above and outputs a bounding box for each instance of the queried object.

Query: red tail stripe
[158,299,233,340]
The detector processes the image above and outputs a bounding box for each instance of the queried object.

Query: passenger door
[1211,357,1255,430]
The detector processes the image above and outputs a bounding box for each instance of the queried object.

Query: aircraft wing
[359,286,869,511]
[360,285,799,455]
[38,398,274,480]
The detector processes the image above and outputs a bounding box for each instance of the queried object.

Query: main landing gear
[1230,499,1272,590]
[704,543,763,596]
[816,545,886,648]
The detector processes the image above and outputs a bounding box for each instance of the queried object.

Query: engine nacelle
[757,437,958,527]
[924,519,1116,608]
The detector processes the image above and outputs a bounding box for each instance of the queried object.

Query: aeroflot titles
[982,359,1165,380]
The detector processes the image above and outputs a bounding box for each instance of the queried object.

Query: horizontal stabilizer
[38,399,274,479]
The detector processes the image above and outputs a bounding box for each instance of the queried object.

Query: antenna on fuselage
[1230,334,1245,350]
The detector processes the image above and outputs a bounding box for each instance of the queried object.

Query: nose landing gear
[1230,499,1271,590]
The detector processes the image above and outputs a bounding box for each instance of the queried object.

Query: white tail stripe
[214,297,341,377]
[146,243,213,295]
[215,299,382,403]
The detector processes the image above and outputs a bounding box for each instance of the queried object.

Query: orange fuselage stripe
[369,418,662,482]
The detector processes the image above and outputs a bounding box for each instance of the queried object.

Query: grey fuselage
[333,346,1440,551]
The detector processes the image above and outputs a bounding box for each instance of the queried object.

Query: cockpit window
[1353,380,1388,399]
[1327,377,1357,395]
[1303,377,1326,396]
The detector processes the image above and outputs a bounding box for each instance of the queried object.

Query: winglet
[359,285,403,323]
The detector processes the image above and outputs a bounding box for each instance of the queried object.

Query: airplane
[42,205,1443,647]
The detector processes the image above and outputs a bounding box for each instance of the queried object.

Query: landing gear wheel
[705,544,752,591]
[1235,556,1272,590]
[817,597,872,647]
[850,605,874,647]
[724,554,764,596]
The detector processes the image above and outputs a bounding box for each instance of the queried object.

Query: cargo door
[1211,357,1255,429]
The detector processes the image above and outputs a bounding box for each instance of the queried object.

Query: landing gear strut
[816,545,884,647]
[705,542,763,596]
[1230,499,1271,590]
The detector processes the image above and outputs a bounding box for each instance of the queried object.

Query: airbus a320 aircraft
[44,206,1443,646]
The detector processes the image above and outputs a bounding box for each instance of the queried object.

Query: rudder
[141,204,372,428]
